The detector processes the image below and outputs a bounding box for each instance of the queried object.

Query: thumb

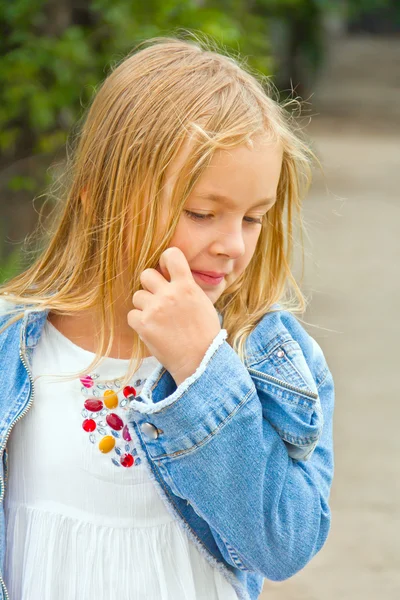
[157,254,171,282]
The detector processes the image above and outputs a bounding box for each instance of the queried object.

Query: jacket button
[140,422,159,440]
[277,349,285,358]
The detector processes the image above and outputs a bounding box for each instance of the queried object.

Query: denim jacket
[0,300,334,600]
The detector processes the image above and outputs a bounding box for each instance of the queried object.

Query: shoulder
[0,296,17,325]
[245,307,331,391]
[0,295,24,346]
[0,295,14,315]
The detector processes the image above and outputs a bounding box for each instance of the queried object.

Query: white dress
[4,319,238,600]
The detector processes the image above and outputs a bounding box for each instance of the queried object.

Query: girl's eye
[184,211,211,221]
[184,210,263,225]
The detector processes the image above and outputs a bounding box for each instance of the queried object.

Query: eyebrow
[196,192,275,209]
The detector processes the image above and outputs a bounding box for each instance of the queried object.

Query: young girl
[0,34,334,600]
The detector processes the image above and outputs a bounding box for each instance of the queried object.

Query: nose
[211,226,246,259]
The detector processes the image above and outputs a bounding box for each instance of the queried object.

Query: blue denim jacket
[0,301,334,600]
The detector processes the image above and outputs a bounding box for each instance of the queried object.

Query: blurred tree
[0,0,272,173]
[347,0,400,32]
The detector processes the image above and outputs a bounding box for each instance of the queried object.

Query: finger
[131,289,151,310]
[127,308,142,335]
[140,267,168,291]
[159,247,194,283]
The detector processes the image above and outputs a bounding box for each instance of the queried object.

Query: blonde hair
[0,32,315,387]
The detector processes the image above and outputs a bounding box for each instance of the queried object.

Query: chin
[205,289,222,304]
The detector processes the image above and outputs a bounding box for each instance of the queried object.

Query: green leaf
[0,246,24,284]
[7,175,37,192]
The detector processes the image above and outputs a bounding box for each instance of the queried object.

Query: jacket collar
[20,306,50,350]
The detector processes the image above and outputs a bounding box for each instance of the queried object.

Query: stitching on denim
[150,387,254,461]
[248,370,318,405]
[278,345,318,397]
[223,539,251,571]
[272,423,320,445]
[316,366,330,390]
[133,329,228,415]
[150,367,167,392]
[245,324,330,395]
[246,332,291,365]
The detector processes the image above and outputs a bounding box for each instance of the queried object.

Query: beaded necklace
[80,372,146,469]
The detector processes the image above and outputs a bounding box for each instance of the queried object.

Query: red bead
[84,399,104,412]
[123,386,136,398]
[80,375,94,388]
[122,425,132,442]
[106,413,124,431]
[82,419,96,432]
[121,453,134,467]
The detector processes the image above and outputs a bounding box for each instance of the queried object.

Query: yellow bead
[103,390,118,409]
[99,436,115,454]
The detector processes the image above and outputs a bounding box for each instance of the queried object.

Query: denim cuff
[128,327,228,413]
[127,329,256,460]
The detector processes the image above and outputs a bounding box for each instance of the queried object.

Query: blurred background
[1,1,399,598]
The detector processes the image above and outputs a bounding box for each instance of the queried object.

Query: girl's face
[159,135,283,304]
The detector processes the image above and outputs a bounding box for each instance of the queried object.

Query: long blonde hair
[0,32,315,387]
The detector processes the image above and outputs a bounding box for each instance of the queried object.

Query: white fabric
[4,319,238,599]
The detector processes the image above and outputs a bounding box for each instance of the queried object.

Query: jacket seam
[246,333,291,366]
[222,538,251,571]
[280,352,317,397]
[147,455,228,567]
[145,446,253,575]
[247,334,328,396]
[316,366,330,390]
[144,330,227,413]
[272,424,320,446]
[248,371,318,405]
[149,388,255,462]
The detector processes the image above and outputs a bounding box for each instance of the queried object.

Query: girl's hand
[127,247,222,385]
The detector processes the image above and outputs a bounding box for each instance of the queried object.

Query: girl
[0,34,334,600]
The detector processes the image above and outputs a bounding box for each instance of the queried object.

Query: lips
[191,270,228,278]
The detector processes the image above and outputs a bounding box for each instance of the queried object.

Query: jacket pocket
[248,340,323,460]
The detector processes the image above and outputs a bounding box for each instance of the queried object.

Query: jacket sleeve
[250,334,324,462]
[128,326,334,581]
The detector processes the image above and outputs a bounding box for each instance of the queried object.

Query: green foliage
[0,0,396,169]
[0,247,22,285]
[7,175,37,192]
[346,0,396,15]
[0,0,272,168]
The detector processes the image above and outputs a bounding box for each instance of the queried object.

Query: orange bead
[98,436,115,454]
[103,390,118,409]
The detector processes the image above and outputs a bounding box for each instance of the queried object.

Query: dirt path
[260,34,400,600]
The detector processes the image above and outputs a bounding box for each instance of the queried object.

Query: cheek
[235,255,250,275]
[169,220,208,253]
[235,233,260,272]
[155,212,193,256]
[168,223,189,252]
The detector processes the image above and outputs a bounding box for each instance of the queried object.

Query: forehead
[194,192,275,209]
[163,132,282,197]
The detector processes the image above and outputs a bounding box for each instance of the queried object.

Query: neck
[47,309,152,360]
